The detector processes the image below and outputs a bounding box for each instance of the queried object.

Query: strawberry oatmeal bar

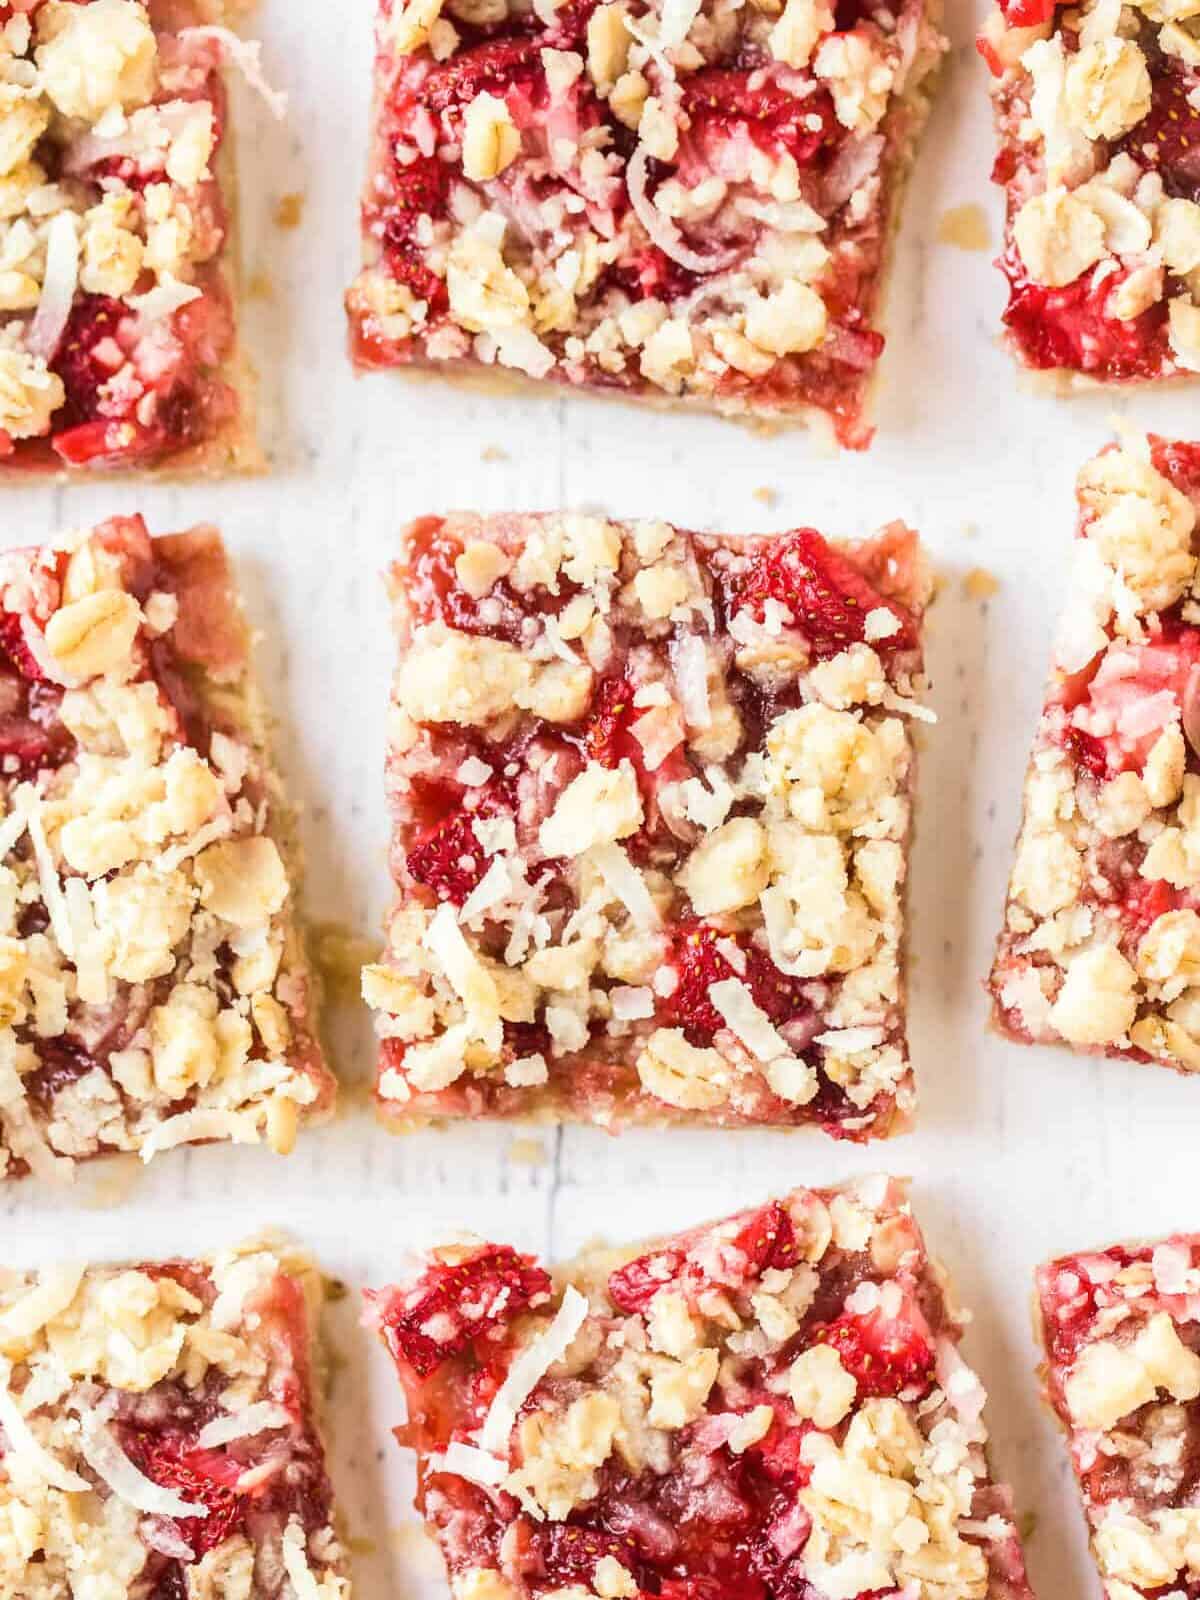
[0,1237,350,1596]
[0,0,275,474]
[346,0,946,448]
[366,1178,1035,1600]
[988,435,1200,1070]
[0,515,335,1181]
[979,0,1200,384]
[1037,1232,1200,1600]
[365,512,932,1138]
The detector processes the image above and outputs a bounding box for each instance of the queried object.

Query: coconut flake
[659,0,702,46]
[25,803,73,960]
[459,857,511,924]
[430,1439,509,1488]
[710,977,793,1064]
[126,274,202,322]
[671,633,711,728]
[457,757,493,787]
[0,1264,83,1345]
[610,985,655,1021]
[0,1360,89,1492]
[138,1107,263,1163]
[478,1286,589,1454]
[627,146,739,275]
[26,212,79,361]
[78,1414,208,1516]
[196,1401,292,1449]
[179,28,287,118]
[589,842,659,928]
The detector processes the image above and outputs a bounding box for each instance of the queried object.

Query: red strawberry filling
[999,247,1170,379]
[1064,630,1200,776]
[1118,67,1200,202]
[607,1200,799,1312]
[678,71,841,170]
[662,921,811,1045]
[371,1245,554,1377]
[805,1307,936,1398]
[723,528,915,660]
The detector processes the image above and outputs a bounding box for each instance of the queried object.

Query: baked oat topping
[366,1178,1035,1600]
[346,0,946,448]
[0,1238,350,1598]
[0,0,274,473]
[368,511,932,1138]
[1037,1232,1200,1600]
[980,0,1200,384]
[0,514,334,1181]
[988,435,1200,1074]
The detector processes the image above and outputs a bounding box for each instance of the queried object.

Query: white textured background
[3,1,1200,1595]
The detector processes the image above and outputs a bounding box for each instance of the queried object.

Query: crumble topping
[367,1178,1035,1600]
[347,0,947,448]
[368,511,932,1137]
[0,1239,349,1598]
[1038,1234,1200,1600]
[0,515,334,1181]
[980,0,1200,381]
[989,436,1200,1071]
[0,0,274,471]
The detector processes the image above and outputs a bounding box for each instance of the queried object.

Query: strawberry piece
[584,675,637,767]
[0,612,47,683]
[405,777,513,904]
[663,921,810,1044]
[1001,247,1169,378]
[806,1309,935,1399]
[384,233,449,312]
[388,153,451,237]
[532,1522,647,1588]
[52,419,173,468]
[680,70,839,169]
[131,1435,246,1557]
[51,294,127,425]
[607,1200,799,1313]
[425,37,541,113]
[372,1244,553,1377]
[724,528,915,660]
[1119,68,1200,202]
[1063,725,1108,780]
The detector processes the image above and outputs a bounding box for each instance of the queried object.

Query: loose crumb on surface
[481,444,509,462]
[1018,1511,1038,1544]
[508,1136,548,1167]
[274,192,305,229]
[937,203,990,251]
[79,1155,142,1210]
[247,270,275,301]
[313,921,382,1001]
[752,486,778,507]
[964,566,1000,600]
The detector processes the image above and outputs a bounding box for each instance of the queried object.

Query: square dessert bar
[0,0,272,475]
[366,1177,1035,1600]
[0,514,335,1180]
[979,0,1200,385]
[0,1238,350,1596]
[1037,1233,1200,1599]
[989,436,1200,1069]
[346,0,946,448]
[366,512,932,1139]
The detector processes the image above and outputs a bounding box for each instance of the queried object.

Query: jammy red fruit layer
[979,0,1200,384]
[346,0,947,447]
[0,1241,349,1597]
[0,0,269,475]
[1037,1232,1200,1599]
[0,515,334,1182]
[366,510,933,1138]
[366,1178,1036,1600]
[989,436,1200,1071]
